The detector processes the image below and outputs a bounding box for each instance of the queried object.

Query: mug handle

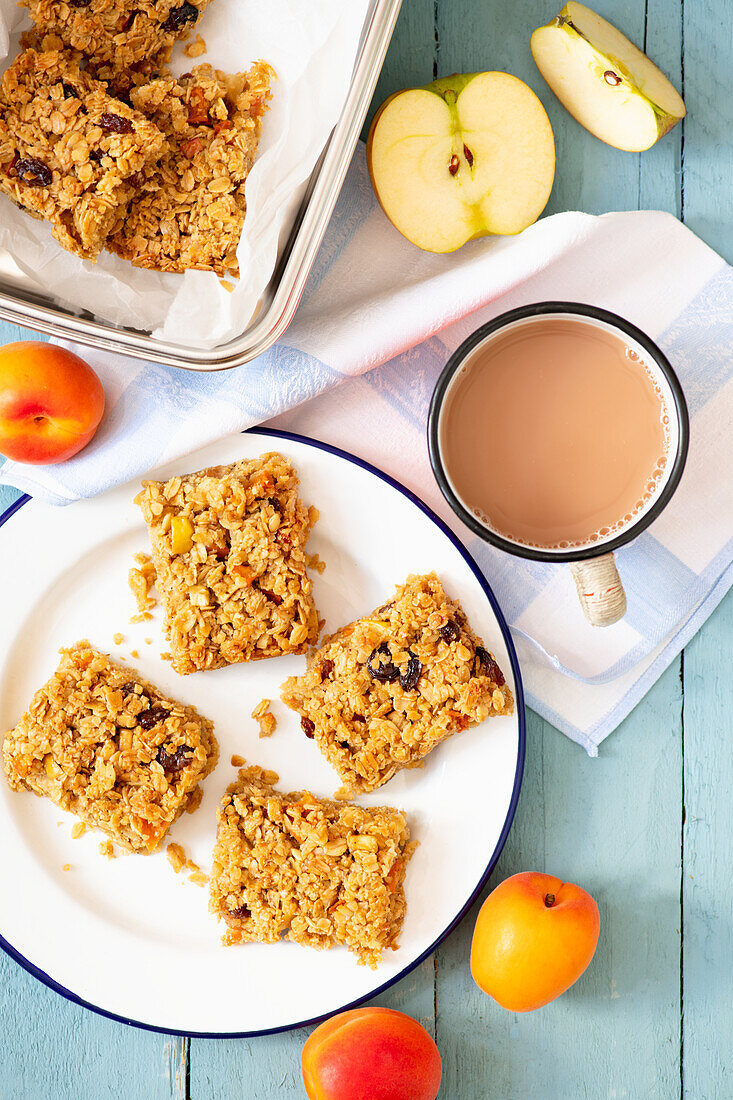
[569,553,627,627]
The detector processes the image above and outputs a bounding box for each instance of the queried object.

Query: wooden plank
[435,667,683,1098]
[682,590,733,1096]
[681,1,733,257]
[641,0,684,217]
[0,951,186,1100]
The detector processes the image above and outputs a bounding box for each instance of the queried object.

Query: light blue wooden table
[1,1,731,1096]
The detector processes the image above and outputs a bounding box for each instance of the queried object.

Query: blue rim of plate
[0,426,526,1038]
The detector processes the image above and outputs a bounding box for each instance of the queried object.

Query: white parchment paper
[0,0,370,349]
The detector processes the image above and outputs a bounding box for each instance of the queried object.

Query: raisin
[320,658,334,681]
[138,705,169,729]
[399,652,422,691]
[229,903,250,920]
[99,112,133,134]
[62,82,78,98]
[439,620,460,644]
[162,2,199,32]
[366,644,399,683]
[473,646,505,686]
[16,158,52,187]
[121,682,139,695]
[157,744,193,772]
[69,0,91,6]
[89,149,104,163]
[268,496,281,513]
[120,9,139,31]
[301,717,315,738]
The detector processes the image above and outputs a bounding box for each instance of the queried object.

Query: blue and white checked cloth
[2,146,731,753]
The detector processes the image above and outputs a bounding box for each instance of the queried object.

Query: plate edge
[0,428,526,1038]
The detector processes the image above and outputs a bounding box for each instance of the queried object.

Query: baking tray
[0,0,402,371]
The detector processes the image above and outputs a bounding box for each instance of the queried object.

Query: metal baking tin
[0,0,403,371]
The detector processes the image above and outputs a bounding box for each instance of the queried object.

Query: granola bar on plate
[107,62,272,276]
[136,453,321,674]
[281,572,513,794]
[210,765,415,967]
[0,49,164,260]
[2,642,218,853]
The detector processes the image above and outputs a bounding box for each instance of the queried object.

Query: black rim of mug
[427,300,690,564]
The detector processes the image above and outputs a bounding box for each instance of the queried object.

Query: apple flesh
[531,2,686,152]
[471,871,600,1012]
[0,341,105,464]
[366,71,555,253]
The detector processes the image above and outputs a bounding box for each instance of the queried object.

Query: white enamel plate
[0,429,524,1036]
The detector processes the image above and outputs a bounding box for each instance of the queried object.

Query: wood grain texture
[1,0,731,1096]
[682,594,733,1098]
[0,949,186,1100]
[435,667,683,1098]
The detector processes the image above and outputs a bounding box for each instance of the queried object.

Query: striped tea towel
[1,145,731,753]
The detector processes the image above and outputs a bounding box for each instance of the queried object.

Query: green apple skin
[366,71,556,254]
[531,2,685,152]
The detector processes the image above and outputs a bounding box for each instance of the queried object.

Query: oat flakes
[281,573,513,794]
[209,764,415,967]
[2,641,218,852]
[135,453,321,675]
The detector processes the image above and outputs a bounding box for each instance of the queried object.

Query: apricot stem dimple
[544,892,556,908]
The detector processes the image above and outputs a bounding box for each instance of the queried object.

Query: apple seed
[463,144,474,168]
[449,154,460,176]
[603,70,623,86]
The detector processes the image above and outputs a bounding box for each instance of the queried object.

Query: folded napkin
[2,145,731,753]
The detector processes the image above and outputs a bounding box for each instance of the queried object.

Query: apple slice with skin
[531,2,685,152]
[366,72,555,253]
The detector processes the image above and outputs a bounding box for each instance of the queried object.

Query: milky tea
[439,317,671,550]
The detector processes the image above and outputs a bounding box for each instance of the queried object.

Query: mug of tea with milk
[428,303,689,626]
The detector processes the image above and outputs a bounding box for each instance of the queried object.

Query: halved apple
[366,72,555,253]
[531,2,685,152]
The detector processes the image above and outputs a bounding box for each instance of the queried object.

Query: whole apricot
[0,341,105,464]
[301,1007,442,1100]
[471,871,600,1012]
